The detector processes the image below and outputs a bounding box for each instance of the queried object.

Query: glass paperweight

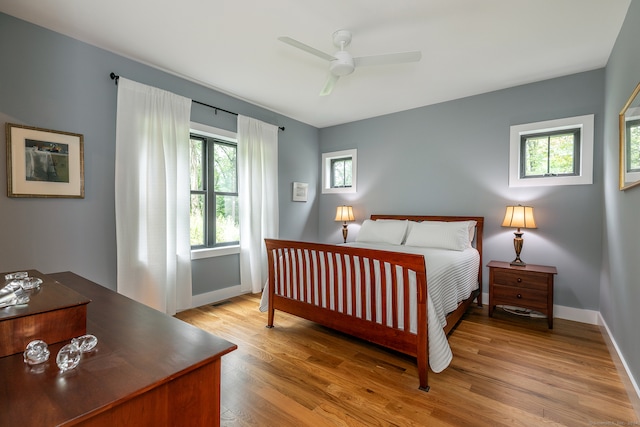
[23,340,50,365]
[71,334,98,353]
[0,287,29,308]
[21,277,42,291]
[56,343,82,372]
[5,271,28,281]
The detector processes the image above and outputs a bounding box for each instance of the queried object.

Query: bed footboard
[264,239,431,390]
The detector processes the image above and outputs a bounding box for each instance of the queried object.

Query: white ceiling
[0,0,631,128]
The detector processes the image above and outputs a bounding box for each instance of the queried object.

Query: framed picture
[292,181,308,202]
[6,123,84,198]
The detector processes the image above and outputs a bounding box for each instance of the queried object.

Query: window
[190,126,239,248]
[331,157,352,188]
[509,115,593,187]
[625,118,640,173]
[322,149,357,194]
[520,129,580,178]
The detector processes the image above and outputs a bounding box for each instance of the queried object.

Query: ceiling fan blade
[354,51,422,67]
[278,36,335,62]
[320,74,340,96]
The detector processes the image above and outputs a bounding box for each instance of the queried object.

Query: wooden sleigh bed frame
[264,215,483,391]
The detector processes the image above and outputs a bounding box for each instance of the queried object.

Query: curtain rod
[110,72,284,131]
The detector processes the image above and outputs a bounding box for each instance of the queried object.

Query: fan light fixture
[335,206,355,243]
[278,29,421,96]
[502,204,537,266]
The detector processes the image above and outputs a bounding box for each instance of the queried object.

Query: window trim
[191,244,240,260]
[322,149,357,194]
[509,114,594,187]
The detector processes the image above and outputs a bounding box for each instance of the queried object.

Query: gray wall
[319,70,605,311]
[602,0,640,396]
[1,6,638,393]
[0,12,319,293]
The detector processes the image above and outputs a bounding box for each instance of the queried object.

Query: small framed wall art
[6,123,84,198]
[292,181,308,202]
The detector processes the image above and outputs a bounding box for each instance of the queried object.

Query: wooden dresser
[0,271,237,426]
[487,260,557,329]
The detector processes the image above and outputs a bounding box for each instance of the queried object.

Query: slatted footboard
[264,239,431,390]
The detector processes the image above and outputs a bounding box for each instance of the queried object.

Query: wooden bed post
[475,218,484,307]
[416,263,430,391]
[265,240,275,328]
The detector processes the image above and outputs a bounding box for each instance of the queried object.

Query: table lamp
[335,205,355,243]
[502,204,537,266]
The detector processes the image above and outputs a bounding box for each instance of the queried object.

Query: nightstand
[487,260,557,329]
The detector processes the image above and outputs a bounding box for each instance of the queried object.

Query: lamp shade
[335,205,355,222]
[502,205,537,229]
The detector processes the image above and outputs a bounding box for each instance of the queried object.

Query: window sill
[191,245,240,260]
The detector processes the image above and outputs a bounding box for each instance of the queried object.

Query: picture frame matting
[292,181,308,202]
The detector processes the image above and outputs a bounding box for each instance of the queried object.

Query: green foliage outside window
[626,121,640,172]
[190,138,205,246]
[189,135,239,247]
[522,131,578,178]
[331,158,352,188]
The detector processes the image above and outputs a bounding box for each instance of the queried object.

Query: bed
[261,215,483,391]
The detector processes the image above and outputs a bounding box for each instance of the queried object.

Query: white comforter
[260,242,479,373]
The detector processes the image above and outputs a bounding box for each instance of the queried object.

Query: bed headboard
[370,214,484,286]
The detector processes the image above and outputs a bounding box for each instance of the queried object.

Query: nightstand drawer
[492,284,548,311]
[492,268,548,291]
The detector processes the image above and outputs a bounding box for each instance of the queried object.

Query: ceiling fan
[278,30,422,96]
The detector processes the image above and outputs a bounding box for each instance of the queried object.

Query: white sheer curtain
[115,77,192,315]
[237,115,279,293]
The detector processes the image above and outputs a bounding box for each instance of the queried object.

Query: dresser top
[487,260,558,275]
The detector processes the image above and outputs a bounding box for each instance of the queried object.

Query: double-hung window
[190,130,239,248]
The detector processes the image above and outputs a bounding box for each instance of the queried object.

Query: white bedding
[260,242,479,373]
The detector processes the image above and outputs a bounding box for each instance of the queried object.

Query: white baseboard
[191,285,245,308]
[598,314,640,416]
[554,304,600,324]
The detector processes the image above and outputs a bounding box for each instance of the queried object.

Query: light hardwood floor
[176,294,639,427]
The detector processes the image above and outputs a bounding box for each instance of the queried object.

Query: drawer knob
[517,278,522,283]
[517,293,522,299]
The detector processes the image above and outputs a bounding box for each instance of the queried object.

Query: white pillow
[430,220,476,245]
[356,219,408,245]
[377,219,414,244]
[405,221,475,251]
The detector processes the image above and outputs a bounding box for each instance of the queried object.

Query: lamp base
[510,232,526,266]
[341,223,349,243]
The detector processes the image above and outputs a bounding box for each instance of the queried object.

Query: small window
[509,115,593,187]
[322,149,357,194]
[330,157,352,188]
[520,129,580,178]
[190,125,239,248]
